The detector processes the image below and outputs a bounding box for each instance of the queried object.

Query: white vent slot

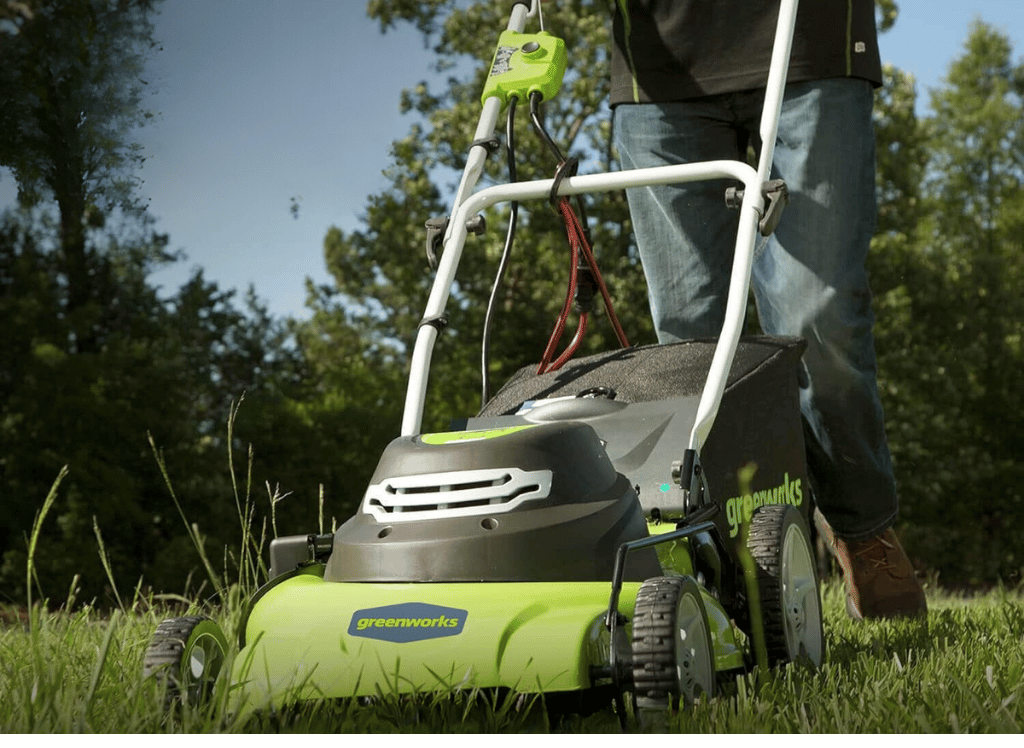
[362,467,552,522]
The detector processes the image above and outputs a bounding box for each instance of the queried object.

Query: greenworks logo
[348,603,467,643]
[725,473,803,538]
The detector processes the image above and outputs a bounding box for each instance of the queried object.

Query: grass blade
[26,466,69,613]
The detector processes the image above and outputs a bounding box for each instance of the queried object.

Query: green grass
[1,581,1022,733]
[662,583,1024,733]
[6,436,1020,732]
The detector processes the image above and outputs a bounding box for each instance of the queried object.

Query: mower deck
[233,570,743,710]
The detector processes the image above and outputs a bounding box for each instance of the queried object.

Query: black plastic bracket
[724,178,789,236]
[424,216,448,271]
[573,263,596,313]
[549,157,579,206]
[688,460,708,514]
[673,447,710,515]
[418,314,449,331]
[425,215,487,272]
[307,533,334,563]
[673,448,696,488]
[758,179,789,235]
[466,213,487,237]
[470,135,502,155]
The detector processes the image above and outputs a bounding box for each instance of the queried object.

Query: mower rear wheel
[143,615,228,707]
[631,575,715,711]
[747,505,824,667]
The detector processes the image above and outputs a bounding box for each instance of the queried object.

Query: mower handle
[400,0,800,479]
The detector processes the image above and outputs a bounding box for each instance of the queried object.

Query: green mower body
[226,339,814,715]
[233,574,743,710]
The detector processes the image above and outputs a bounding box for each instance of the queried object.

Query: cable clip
[418,314,449,331]
[470,135,502,155]
[549,157,579,207]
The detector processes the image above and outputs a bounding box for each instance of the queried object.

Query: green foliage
[869,21,1024,585]
[875,0,899,34]
[0,207,308,605]
[0,0,334,606]
[0,0,157,217]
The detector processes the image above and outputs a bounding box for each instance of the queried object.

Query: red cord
[549,313,588,371]
[537,197,630,375]
[536,216,579,374]
[559,198,631,349]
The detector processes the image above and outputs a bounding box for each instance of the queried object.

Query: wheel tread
[631,576,715,707]
[142,615,226,708]
[746,505,824,666]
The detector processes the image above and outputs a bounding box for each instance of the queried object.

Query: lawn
[1,580,1021,733]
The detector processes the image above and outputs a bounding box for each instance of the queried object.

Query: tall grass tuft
[149,432,224,600]
[25,467,68,619]
[92,517,124,612]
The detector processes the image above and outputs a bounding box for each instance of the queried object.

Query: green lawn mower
[143,0,823,728]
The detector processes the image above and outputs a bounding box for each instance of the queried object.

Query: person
[609,0,927,619]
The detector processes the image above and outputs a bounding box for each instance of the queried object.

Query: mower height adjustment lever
[725,178,789,236]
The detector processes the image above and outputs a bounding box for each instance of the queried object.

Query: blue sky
[2,1,1023,321]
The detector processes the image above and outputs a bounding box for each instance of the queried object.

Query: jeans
[613,78,896,540]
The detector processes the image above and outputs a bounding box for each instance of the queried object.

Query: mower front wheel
[631,575,715,712]
[747,505,824,667]
[143,615,228,708]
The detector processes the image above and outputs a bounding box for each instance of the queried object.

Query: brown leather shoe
[814,510,927,620]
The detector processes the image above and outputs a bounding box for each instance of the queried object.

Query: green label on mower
[725,473,803,538]
[419,425,535,445]
[348,603,467,643]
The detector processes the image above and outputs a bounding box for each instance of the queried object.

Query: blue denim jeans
[613,78,897,540]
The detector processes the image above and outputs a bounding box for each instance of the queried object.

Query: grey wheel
[143,616,228,707]
[631,576,715,711]
[747,505,824,667]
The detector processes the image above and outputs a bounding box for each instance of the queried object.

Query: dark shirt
[610,0,883,105]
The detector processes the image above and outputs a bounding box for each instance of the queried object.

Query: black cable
[480,96,519,409]
[529,90,564,164]
[530,89,593,242]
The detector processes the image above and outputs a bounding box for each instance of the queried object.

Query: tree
[916,21,1024,583]
[0,213,311,604]
[0,0,167,353]
[867,20,1024,585]
[0,0,349,606]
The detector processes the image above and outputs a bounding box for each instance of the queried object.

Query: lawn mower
[143,0,824,728]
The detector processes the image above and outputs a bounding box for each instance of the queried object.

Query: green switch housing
[481,30,567,107]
